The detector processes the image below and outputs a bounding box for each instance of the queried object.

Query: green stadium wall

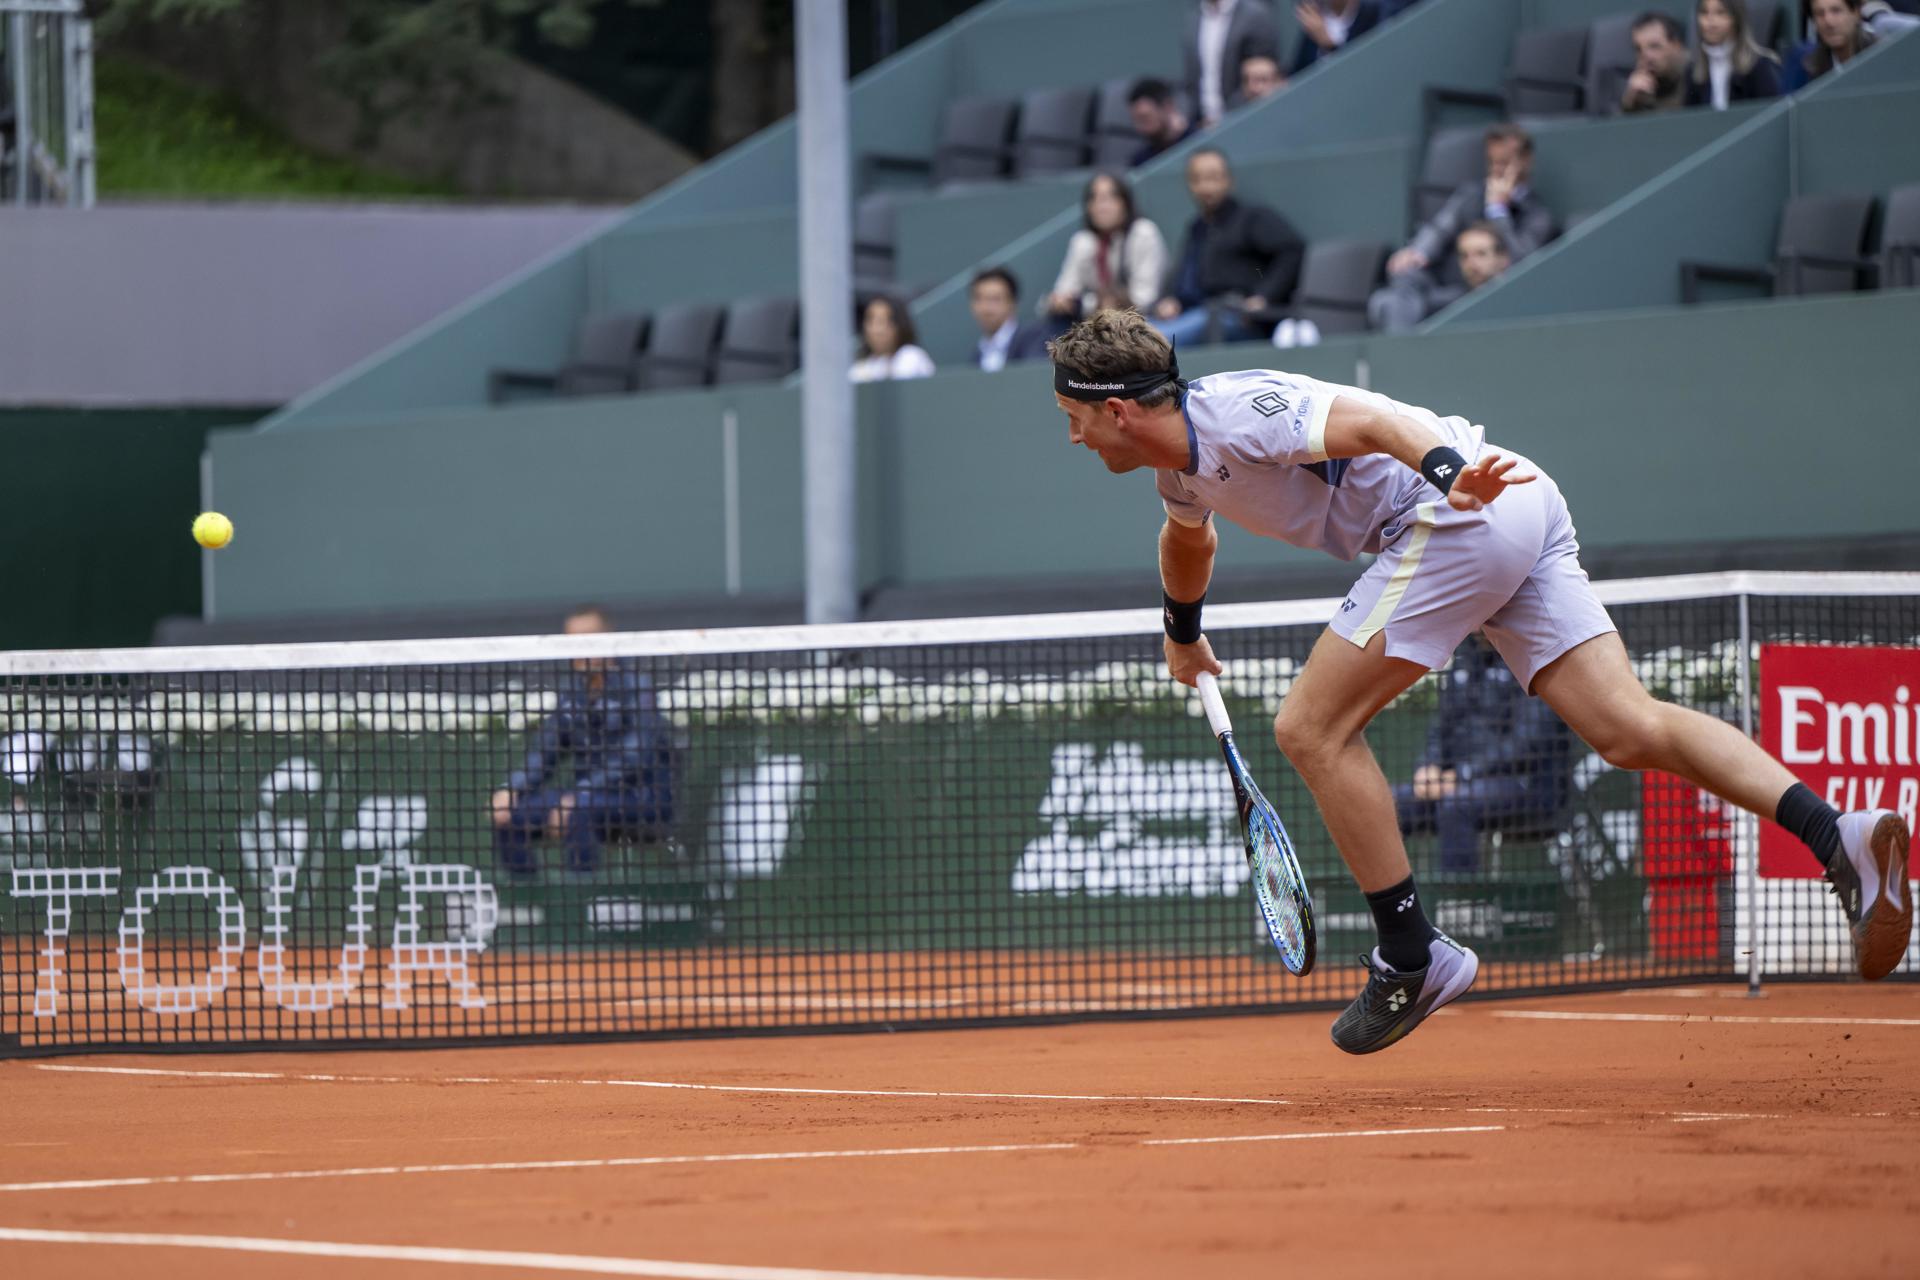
[204,290,1920,622]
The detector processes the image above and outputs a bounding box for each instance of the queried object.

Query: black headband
[1053,342,1184,402]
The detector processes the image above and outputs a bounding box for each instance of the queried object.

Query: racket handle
[1195,671,1233,738]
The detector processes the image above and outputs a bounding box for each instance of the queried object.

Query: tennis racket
[1195,671,1316,976]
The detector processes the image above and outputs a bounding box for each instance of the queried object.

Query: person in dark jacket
[1127,78,1199,168]
[491,607,676,877]
[1686,0,1783,107]
[1289,0,1382,74]
[1151,148,1306,345]
[1394,636,1576,875]
[969,267,1054,371]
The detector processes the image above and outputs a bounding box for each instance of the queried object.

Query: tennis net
[3,571,1915,1056]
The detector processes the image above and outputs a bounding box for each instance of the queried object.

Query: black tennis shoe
[1330,932,1479,1056]
[1827,810,1913,981]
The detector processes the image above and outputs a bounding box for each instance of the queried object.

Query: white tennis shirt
[1155,368,1487,561]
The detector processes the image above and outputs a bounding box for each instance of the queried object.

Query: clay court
[4,981,1917,1280]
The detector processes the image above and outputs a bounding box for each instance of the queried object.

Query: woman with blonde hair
[1687,0,1782,107]
[1043,171,1168,321]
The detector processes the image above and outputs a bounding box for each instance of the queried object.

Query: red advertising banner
[1759,644,1920,878]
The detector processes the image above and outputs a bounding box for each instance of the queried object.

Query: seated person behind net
[1043,172,1169,323]
[1687,0,1783,109]
[490,607,675,878]
[1620,12,1692,113]
[1152,147,1305,346]
[1367,124,1555,334]
[970,267,1053,371]
[1394,635,1576,876]
[850,295,936,382]
[1127,78,1198,168]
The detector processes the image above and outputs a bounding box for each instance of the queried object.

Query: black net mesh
[3,584,1914,1055]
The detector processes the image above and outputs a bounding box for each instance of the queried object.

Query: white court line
[0,1225,1048,1280]
[26,1063,1285,1107]
[1493,1011,1920,1027]
[0,1126,1501,1195]
[1141,1125,1503,1147]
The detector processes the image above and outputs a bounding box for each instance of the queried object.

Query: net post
[1737,590,1762,997]
[10,10,30,207]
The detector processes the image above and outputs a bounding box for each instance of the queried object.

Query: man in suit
[1227,53,1286,110]
[1366,123,1556,332]
[1184,0,1281,126]
[1290,0,1382,74]
[969,267,1052,371]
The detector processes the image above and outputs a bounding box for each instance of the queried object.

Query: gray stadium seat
[1011,86,1095,178]
[1090,78,1143,169]
[1287,240,1389,335]
[1410,124,1487,229]
[1680,193,1878,302]
[487,312,648,404]
[1879,184,1920,290]
[712,296,801,385]
[635,302,725,391]
[853,192,897,288]
[1422,26,1588,131]
[864,95,1015,188]
[1585,13,1657,117]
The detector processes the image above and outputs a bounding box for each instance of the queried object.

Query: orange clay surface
[2,982,1917,1280]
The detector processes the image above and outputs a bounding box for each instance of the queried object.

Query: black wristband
[1420,446,1468,494]
[1163,593,1204,645]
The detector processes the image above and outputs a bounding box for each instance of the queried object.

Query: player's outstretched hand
[1166,634,1224,688]
[1447,451,1535,512]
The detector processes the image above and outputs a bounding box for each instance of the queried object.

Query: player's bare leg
[1533,633,1912,978]
[1273,628,1480,1053]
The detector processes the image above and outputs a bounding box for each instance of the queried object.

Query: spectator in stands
[1152,148,1305,346]
[1394,636,1576,876]
[1229,54,1287,109]
[1368,124,1555,333]
[1621,13,1693,112]
[491,607,675,880]
[1185,0,1282,126]
[1127,79,1198,167]
[1044,172,1169,321]
[1290,0,1382,75]
[851,296,936,382]
[1688,0,1784,107]
[1783,0,1890,90]
[1366,222,1512,334]
[970,267,1052,371]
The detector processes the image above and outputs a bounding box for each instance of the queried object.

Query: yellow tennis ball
[192,511,234,550]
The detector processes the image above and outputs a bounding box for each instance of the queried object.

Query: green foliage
[94,55,455,197]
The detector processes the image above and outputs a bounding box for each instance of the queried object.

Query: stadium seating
[487,313,649,404]
[853,193,900,297]
[711,297,802,386]
[1274,240,1390,337]
[635,303,726,391]
[1089,78,1142,170]
[866,94,1018,188]
[1679,192,1879,302]
[1882,183,1920,289]
[1424,26,1591,122]
[1410,124,1488,227]
[1011,86,1096,178]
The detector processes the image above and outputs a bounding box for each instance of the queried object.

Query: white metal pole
[795,0,857,624]
[11,12,31,206]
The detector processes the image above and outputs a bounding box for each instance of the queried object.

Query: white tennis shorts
[1327,451,1617,690]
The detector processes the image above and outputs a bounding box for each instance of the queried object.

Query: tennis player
[1048,309,1913,1055]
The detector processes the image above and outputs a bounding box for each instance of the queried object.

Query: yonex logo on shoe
[1387,989,1408,1012]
